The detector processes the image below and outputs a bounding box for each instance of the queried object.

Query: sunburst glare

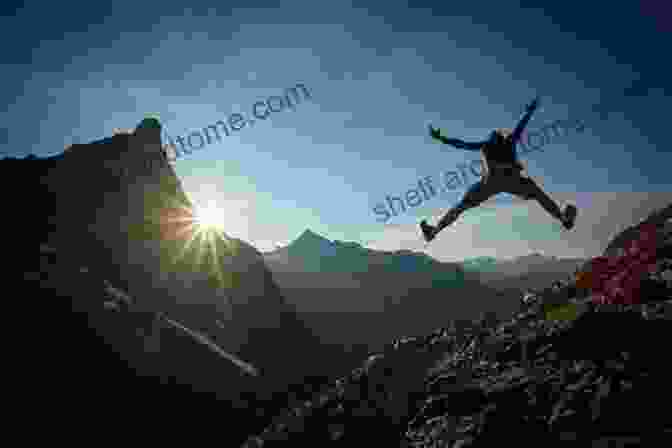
[193,199,228,235]
[151,197,238,290]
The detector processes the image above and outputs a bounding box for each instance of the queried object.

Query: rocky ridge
[7,118,355,446]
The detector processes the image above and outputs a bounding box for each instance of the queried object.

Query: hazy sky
[3,0,670,260]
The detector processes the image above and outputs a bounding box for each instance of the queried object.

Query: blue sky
[3,0,671,260]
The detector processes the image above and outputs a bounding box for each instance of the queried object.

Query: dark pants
[437,169,565,231]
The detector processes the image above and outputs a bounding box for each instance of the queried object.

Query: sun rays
[151,196,239,289]
[192,199,228,234]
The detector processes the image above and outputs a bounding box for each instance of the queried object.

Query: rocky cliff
[6,118,351,446]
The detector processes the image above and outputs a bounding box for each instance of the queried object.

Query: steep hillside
[5,118,356,446]
[264,230,517,351]
[242,203,672,447]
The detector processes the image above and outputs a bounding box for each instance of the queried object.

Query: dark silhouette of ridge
[8,118,358,447]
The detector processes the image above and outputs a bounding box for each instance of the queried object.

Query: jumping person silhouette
[420,97,577,242]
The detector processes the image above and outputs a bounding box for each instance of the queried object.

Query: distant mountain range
[263,230,521,351]
[261,230,595,352]
[460,253,588,292]
[264,229,472,282]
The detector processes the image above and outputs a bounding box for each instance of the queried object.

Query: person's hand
[429,124,442,140]
[526,97,540,112]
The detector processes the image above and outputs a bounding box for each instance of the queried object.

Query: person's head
[489,128,512,144]
[137,117,162,130]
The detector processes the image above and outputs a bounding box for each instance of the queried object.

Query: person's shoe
[420,220,437,242]
[562,204,577,230]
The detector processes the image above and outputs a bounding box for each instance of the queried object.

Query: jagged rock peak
[294,229,332,244]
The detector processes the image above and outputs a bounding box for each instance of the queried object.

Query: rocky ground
[241,207,672,448]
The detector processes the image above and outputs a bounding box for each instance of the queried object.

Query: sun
[188,199,239,288]
[157,198,239,288]
[193,199,227,234]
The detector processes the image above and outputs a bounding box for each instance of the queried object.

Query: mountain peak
[295,229,330,244]
[514,252,549,261]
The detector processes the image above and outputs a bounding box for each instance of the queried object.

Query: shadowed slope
[4,118,355,446]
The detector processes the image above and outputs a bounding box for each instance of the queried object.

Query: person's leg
[504,175,574,227]
[421,176,501,241]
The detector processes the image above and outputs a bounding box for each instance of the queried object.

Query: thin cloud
[364,192,671,262]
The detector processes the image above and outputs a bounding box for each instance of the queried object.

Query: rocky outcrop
[27,242,263,446]
[39,121,286,346]
[5,118,352,446]
[603,203,672,257]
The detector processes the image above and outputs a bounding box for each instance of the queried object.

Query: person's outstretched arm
[429,125,484,151]
[511,97,540,143]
